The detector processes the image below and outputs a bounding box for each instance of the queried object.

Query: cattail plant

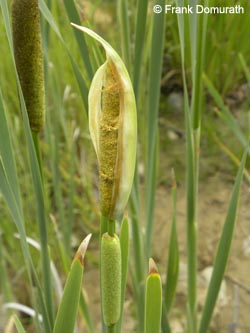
[12,0,45,133]
[71,24,137,332]
[11,1,53,327]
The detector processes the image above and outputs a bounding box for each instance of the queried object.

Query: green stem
[107,219,115,237]
[31,130,54,326]
[100,215,107,333]
[117,0,131,73]
[100,215,116,332]
[130,178,145,332]
[187,129,200,333]
[130,161,144,283]
[107,325,115,333]
[31,130,44,183]
[187,4,206,330]
[131,214,144,283]
[100,214,116,237]
[100,215,108,236]
[133,0,149,99]
[187,219,197,333]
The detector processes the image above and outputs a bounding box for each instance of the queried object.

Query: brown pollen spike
[99,61,122,218]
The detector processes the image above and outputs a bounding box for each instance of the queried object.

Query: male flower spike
[71,24,137,220]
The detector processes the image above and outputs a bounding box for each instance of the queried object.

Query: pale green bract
[71,24,137,220]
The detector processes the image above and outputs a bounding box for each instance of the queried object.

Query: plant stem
[187,129,200,333]
[32,131,44,183]
[145,0,165,258]
[100,215,116,332]
[31,130,54,326]
[187,219,197,332]
[107,219,115,237]
[129,186,145,332]
[186,2,207,329]
[107,325,115,333]
[117,0,131,73]
[100,215,107,333]
[100,215,116,237]
[100,215,108,236]
[130,184,144,282]
[133,0,149,99]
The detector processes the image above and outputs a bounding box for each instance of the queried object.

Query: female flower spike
[71,24,137,220]
[12,0,45,132]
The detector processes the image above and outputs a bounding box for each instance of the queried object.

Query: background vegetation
[0,0,250,332]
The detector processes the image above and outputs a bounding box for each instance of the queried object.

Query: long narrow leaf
[165,172,179,314]
[190,0,208,129]
[79,292,94,333]
[133,0,149,99]
[175,1,197,330]
[50,214,95,333]
[38,0,89,111]
[0,160,27,256]
[0,89,22,210]
[145,0,166,257]
[53,235,91,333]
[14,316,27,333]
[117,0,131,73]
[203,73,247,147]
[116,217,129,333]
[198,150,247,333]
[210,132,250,182]
[62,0,93,80]
[238,53,250,82]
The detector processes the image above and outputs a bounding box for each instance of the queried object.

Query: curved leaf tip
[74,234,92,264]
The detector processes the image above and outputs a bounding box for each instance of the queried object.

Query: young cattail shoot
[12,0,45,132]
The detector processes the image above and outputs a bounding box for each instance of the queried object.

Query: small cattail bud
[12,0,45,132]
[71,24,137,220]
[101,232,121,327]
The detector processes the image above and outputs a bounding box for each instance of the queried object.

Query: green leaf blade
[133,0,149,99]
[62,0,93,80]
[203,73,247,148]
[117,0,131,73]
[145,0,166,257]
[53,259,83,333]
[53,235,91,333]
[165,177,179,314]
[116,217,129,333]
[0,89,22,210]
[14,315,27,333]
[198,150,247,333]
